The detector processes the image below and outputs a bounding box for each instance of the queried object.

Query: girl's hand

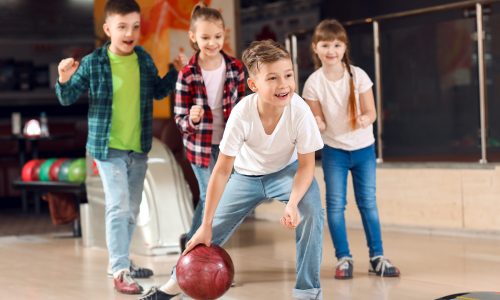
[189,105,204,124]
[357,115,370,128]
[57,58,79,84]
[280,203,301,229]
[315,116,326,132]
[183,223,213,255]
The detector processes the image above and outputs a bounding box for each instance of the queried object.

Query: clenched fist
[58,58,79,84]
[190,105,204,124]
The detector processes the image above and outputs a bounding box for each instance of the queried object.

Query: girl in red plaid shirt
[173,2,245,251]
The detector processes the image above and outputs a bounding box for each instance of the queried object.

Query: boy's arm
[153,64,178,100]
[305,99,326,132]
[280,151,316,229]
[153,52,187,100]
[55,57,89,106]
[183,153,235,254]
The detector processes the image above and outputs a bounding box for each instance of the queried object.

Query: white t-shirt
[201,59,226,144]
[220,93,324,175]
[302,65,375,151]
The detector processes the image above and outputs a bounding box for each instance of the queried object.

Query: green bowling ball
[58,159,74,182]
[39,158,57,181]
[67,158,86,183]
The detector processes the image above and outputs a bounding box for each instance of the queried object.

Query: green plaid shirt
[55,42,177,160]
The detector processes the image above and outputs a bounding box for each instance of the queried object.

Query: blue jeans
[94,149,148,273]
[322,144,383,259]
[173,161,324,299]
[187,145,220,239]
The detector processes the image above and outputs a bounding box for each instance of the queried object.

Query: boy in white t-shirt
[145,40,325,300]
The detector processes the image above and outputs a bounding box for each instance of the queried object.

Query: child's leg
[95,150,134,274]
[126,152,148,242]
[171,172,265,282]
[322,145,351,259]
[187,145,220,239]
[351,144,383,258]
[266,162,324,298]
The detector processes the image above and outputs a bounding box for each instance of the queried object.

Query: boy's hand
[57,58,79,84]
[315,116,326,132]
[189,105,204,124]
[280,203,301,229]
[173,49,187,71]
[357,114,370,128]
[183,223,213,255]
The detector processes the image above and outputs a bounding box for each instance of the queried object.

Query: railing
[286,0,500,163]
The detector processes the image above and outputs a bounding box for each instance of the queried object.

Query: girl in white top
[302,19,400,279]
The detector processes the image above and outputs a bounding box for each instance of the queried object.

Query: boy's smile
[248,58,296,109]
[103,12,141,56]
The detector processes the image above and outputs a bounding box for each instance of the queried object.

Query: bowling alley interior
[1,0,500,299]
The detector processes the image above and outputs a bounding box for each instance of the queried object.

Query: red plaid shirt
[174,51,245,167]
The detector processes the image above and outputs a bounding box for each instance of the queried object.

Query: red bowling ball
[176,244,234,300]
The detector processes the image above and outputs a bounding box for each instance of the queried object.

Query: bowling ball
[176,244,234,300]
[58,159,74,182]
[39,158,56,181]
[67,158,86,183]
[31,159,45,181]
[49,158,67,181]
[21,159,43,182]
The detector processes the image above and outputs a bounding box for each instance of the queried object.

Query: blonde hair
[312,19,357,130]
[189,1,225,51]
[242,39,290,76]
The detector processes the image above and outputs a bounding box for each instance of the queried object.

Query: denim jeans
[322,143,383,259]
[187,145,220,239]
[173,161,324,299]
[94,148,148,273]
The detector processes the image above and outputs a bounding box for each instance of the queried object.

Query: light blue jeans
[322,143,383,259]
[173,161,324,299]
[188,145,220,239]
[94,149,148,273]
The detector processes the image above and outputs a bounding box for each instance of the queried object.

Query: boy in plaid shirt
[55,0,185,294]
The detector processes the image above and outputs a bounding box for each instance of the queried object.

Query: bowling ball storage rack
[12,180,86,237]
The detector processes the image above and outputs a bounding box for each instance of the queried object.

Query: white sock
[160,278,182,294]
[113,268,129,279]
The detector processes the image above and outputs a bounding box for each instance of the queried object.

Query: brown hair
[242,39,290,76]
[312,19,357,130]
[189,1,225,51]
[104,0,140,19]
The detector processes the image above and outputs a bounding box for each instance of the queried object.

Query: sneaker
[114,270,143,294]
[369,256,400,277]
[335,257,353,279]
[139,286,179,300]
[130,260,154,278]
[179,233,188,253]
[107,260,154,279]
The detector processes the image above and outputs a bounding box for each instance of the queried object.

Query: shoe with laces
[114,270,143,294]
[107,260,154,279]
[369,256,400,277]
[139,286,179,300]
[130,260,154,278]
[335,257,353,279]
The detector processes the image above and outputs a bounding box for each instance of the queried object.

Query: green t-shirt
[107,49,142,152]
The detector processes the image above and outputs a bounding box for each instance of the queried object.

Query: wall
[255,164,500,236]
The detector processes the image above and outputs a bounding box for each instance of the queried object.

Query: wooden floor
[1,218,500,300]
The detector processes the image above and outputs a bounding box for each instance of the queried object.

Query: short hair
[242,40,290,75]
[104,0,140,18]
